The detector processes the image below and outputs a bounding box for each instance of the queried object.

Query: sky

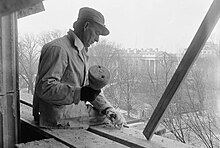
[18,0,220,53]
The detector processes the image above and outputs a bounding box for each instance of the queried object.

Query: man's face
[82,22,102,48]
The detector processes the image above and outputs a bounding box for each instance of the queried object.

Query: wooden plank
[0,20,2,94]
[20,104,129,148]
[46,128,129,148]
[127,123,195,148]
[20,118,75,148]
[143,0,220,140]
[15,138,69,148]
[89,125,161,148]
[0,13,19,148]
[89,125,194,148]
[20,99,33,107]
[0,0,43,17]
[0,14,3,148]
[17,2,45,19]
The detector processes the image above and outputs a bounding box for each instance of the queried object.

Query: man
[33,7,126,129]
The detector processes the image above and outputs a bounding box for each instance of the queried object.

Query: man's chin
[85,43,90,48]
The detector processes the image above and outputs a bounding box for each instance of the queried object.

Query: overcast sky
[18,0,220,53]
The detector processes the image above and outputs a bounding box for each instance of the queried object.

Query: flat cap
[77,7,109,36]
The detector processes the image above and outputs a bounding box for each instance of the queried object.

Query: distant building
[119,48,178,74]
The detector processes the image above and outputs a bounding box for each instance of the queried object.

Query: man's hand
[105,108,127,129]
[80,85,101,102]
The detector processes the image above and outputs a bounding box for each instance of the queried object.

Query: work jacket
[33,30,112,128]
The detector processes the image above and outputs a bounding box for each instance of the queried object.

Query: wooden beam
[0,13,19,147]
[0,0,43,17]
[88,126,159,148]
[89,125,193,148]
[17,2,45,19]
[15,138,69,148]
[143,0,220,140]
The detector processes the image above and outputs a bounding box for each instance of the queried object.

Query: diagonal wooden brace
[143,0,220,140]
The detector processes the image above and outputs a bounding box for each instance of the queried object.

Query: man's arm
[35,45,81,105]
[91,92,127,128]
[90,91,113,113]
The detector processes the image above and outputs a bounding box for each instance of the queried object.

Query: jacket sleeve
[35,45,81,105]
[90,90,113,113]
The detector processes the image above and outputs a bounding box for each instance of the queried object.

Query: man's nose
[95,35,99,42]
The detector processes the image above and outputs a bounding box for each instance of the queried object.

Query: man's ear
[84,22,90,31]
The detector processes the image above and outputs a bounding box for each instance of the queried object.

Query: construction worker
[33,7,126,129]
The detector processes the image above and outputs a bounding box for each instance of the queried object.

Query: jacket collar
[67,29,89,67]
[67,29,84,52]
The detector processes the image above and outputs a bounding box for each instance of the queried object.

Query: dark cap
[77,7,109,36]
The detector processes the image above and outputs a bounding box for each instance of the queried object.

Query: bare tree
[209,36,220,61]
[38,30,64,46]
[89,41,139,117]
[181,81,220,148]
[151,48,220,148]
[141,52,187,142]
[117,53,139,118]
[18,34,40,94]
[18,30,64,94]
[140,52,178,108]
[89,40,122,107]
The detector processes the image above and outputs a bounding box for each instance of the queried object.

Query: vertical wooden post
[0,13,19,148]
